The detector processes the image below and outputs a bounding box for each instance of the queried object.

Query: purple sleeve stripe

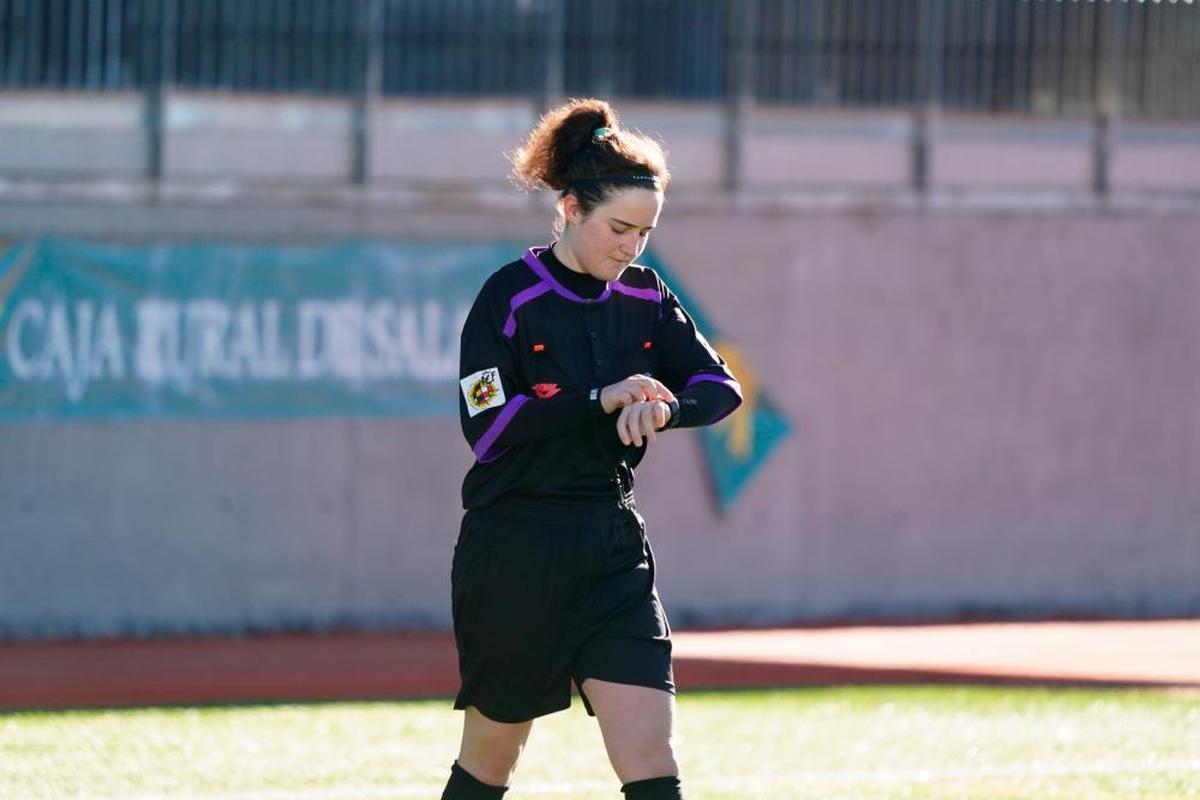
[473,394,530,462]
[685,372,743,398]
[611,282,663,304]
[503,281,553,338]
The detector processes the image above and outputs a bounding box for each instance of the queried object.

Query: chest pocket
[615,337,661,381]
[523,339,579,398]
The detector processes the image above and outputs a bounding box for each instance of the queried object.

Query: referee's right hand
[600,374,676,415]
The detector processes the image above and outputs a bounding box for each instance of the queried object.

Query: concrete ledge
[166,91,352,181]
[370,97,535,187]
[1,91,1199,194]
[1113,120,1200,191]
[0,91,145,177]
[935,113,1093,189]
[743,107,913,187]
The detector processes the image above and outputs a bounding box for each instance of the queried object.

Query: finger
[643,413,657,445]
[628,379,648,397]
[635,377,667,403]
[637,404,658,446]
[642,378,673,402]
[625,404,643,447]
[630,407,646,446]
[639,408,657,444]
[617,405,634,446]
[653,402,669,430]
[622,406,635,446]
[651,379,676,403]
[601,385,629,413]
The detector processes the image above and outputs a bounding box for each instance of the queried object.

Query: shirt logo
[532,382,561,399]
[460,368,506,417]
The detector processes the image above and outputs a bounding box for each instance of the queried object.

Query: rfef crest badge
[460,367,506,417]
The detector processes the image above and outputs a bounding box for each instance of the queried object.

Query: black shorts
[450,494,674,723]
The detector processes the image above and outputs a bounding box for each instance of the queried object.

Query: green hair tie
[591,126,613,142]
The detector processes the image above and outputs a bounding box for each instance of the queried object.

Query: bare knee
[457,707,532,786]
[458,735,525,785]
[608,735,679,785]
[456,751,521,788]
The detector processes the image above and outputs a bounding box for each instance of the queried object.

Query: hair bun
[509,98,618,191]
[508,97,669,213]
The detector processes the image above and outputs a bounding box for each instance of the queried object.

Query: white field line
[93,759,1200,800]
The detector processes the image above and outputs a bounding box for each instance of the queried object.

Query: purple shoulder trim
[612,282,663,305]
[522,247,613,304]
[473,394,530,462]
[684,373,744,424]
[503,282,553,338]
[519,246,663,311]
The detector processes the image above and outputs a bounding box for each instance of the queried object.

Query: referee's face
[563,187,663,282]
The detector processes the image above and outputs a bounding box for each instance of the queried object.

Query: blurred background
[1,0,1198,643]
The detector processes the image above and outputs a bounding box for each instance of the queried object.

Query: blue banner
[0,238,788,510]
[0,239,509,420]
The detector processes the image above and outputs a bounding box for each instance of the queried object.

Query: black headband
[566,174,661,191]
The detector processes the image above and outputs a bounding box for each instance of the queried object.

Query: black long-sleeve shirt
[458,244,742,509]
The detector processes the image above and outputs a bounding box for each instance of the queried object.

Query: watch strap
[662,397,681,429]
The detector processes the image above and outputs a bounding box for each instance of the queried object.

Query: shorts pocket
[451,513,497,620]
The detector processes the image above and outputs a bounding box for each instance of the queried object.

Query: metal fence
[1,0,1199,117]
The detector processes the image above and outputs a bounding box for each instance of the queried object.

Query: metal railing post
[914,0,944,196]
[723,0,757,195]
[1091,0,1121,200]
[352,0,384,187]
[145,0,176,185]
[542,0,564,108]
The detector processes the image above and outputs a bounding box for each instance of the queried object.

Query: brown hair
[509,98,670,232]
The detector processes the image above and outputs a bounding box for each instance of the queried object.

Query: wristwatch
[661,397,681,430]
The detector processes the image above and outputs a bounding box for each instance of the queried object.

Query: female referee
[443,98,742,800]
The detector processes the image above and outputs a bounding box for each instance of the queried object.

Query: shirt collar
[522,245,612,304]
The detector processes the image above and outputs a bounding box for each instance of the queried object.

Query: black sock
[621,775,683,799]
[440,761,508,799]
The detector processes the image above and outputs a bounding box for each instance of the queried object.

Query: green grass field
[3,686,1199,799]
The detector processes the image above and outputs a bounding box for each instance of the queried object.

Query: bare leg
[580,678,679,784]
[454,705,534,787]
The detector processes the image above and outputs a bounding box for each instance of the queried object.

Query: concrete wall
[2,200,1198,638]
[4,92,1200,194]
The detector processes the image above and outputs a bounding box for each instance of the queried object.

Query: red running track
[2,620,1197,711]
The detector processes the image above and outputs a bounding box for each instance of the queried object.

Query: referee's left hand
[616,400,672,447]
